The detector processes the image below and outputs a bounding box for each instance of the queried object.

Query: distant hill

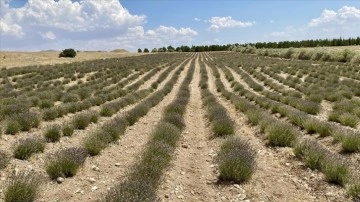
[111,49,128,53]
[39,50,59,52]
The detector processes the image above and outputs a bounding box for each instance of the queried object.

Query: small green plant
[100,106,115,117]
[62,123,74,137]
[4,171,43,202]
[0,151,9,169]
[39,99,53,109]
[45,147,87,179]
[151,122,181,147]
[341,133,360,153]
[348,182,360,200]
[5,120,21,135]
[218,137,256,183]
[323,158,350,186]
[161,112,185,130]
[265,123,297,147]
[83,133,108,156]
[14,137,45,160]
[73,113,91,130]
[9,112,40,132]
[44,125,61,142]
[212,119,234,137]
[338,113,359,128]
[42,108,59,121]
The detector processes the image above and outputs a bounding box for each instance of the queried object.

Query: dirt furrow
[157,55,219,201]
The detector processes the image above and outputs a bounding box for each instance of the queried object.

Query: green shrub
[44,125,61,142]
[59,48,76,58]
[39,99,53,109]
[265,123,297,147]
[89,112,99,123]
[83,133,108,156]
[323,158,350,186]
[4,171,42,202]
[62,123,74,137]
[245,109,264,126]
[0,151,9,169]
[5,120,21,135]
[348,182,360,200]
[100,106,115,117]
[102,180,156,202]
[61,93,79,103]
[10,112,40,132]
[14,137,45,160]
[151,122,181,147]
[162,112,185,130]
[218,137,256,183]
[45,147,87,179]
[73,113,91,130]
[42,108,58,121]
[338,113,359,128]
[341,133,360,153]
[213,119,234,137]
[328,111,341,123]
[125,104,150,126]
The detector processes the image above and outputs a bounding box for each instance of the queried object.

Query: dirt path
[207,64,349,202]
[157,55,220,201]
[36,57,194,202]
[316,100,333,122]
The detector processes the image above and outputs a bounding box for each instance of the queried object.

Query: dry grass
[0,51,144,68]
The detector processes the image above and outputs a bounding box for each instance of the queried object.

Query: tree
[137,48,142,53]
[59,48,76,58]
[143,48,149,53]
[167,45,174,52]
[151,48,158,53]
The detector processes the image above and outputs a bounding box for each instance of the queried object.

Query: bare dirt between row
[158,56,220,201]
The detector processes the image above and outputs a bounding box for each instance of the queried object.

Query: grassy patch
[4,171,43,202]
[44,124,61,142]
[323,158,350,186]
[338,113,359,128]
[73,113,92,129]
[62,123,74,137]
[14,137,45,160]
[83,133,108,156]
[218,137,256,183]
[265,123,298,147]
[341,132,360,153]
[5,120,21,135]
[45,147,87,179]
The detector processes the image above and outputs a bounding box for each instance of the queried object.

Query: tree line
[138,36,360,53]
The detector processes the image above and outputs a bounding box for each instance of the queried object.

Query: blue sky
[1,0,360,52]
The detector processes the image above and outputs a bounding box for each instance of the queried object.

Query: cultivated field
[0,52,359,202]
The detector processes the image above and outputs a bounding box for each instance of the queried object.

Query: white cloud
[118,25,198,50]
[0,0,197,51]
[0,21,24,37]
[194,17,201,22]
[269,20,275,24]
[208,16,255,32]
[308,6,360,27]
[265,6,360,41]
[40,31,56,40]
